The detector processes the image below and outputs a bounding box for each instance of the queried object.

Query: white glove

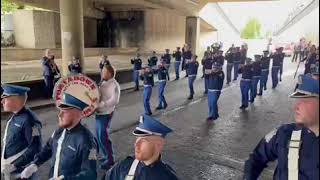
[21,163,38,179]
[49,175,64,180]
[1,163,16,174]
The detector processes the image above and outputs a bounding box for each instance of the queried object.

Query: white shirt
[96,78,120,115]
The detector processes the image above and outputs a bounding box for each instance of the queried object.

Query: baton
[293,60,301,79]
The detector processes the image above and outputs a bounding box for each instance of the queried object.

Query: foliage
[1,0,24,14]
[240,18,262,39]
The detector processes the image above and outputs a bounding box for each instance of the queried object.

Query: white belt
[1,148,27,166]
[125,159,139,180]
[288,130,301,180]
[158,80,166,82]
[208,89,221,92]
[188,74,197,77]
[144,85,152,87]
[262,69,269,71]
[204,69,212,74]
[241,79,252,81]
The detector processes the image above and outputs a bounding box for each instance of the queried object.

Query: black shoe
[201,75,204,78]
[239,105,247,109]
[145,112,152,116]
[206,117,213,121]
[257,93,262,96]
[264,87,267,91]
[280,79,282,82]
[174,78,179,80]
[187,95,193,100]
[100,162,115,171]
[134,88,139,91]
[163,103,168,109]
[155,106,162,110]
[204,91,208,95]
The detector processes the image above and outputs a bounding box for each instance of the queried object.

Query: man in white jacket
[96,64,121,170]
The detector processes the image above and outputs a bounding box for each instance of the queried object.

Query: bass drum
[53,74,100,117]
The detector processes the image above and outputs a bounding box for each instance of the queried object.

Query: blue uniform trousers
[95,113,114,166]
[233,62,240,80]
[271,66,280,88]
[188,76,196,95]
[166,65,170,80]
[259,70,269,95]
[204,77,209,94]
[44,75,54,98]
[175,61,181,79]
[143,86,152,114]
[240,79,251,107]
[158,81,167,108]
[279,63,283,81]
[133,70,140,89]
[250,76,260,102]
[208,90,221,119]
[226,63,233,84]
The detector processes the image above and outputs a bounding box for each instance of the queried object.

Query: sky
[218,0,313,34]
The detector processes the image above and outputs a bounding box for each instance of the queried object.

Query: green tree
[241,18,262,39]
[1,0,24,14]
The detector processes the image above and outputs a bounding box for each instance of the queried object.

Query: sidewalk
[1,71,179,116]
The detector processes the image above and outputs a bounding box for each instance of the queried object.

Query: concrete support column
[185,16,200,55]
[59,0,84,76]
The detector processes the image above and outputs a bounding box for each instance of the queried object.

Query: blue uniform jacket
[158,66,168,81]
[41,57,54,76]
[68,63,82,74]
[140,71,154,86]
[252,61,262,76]
[261,57,271,70]
[105,156,178,180]
[3,107,42,173]
[225,53,236,64]
[238,64,253,79]
[235,52,241,63]
[271,53,285,67]
[131,58,142,70]
[32,123,98,180]
[173,51,182,61]
[244,123,319,180]
[148,56,158,67]
[240,53,246,65]
[202,58,214,77]
[216,56,225,66]
[163,54,171,65]
[207,71,225,90]
[182,51,192,60]
[186,61,199,76]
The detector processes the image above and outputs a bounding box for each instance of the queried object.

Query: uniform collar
[66,122,82,133]
[14,106,27,115]
[139,155,163,168]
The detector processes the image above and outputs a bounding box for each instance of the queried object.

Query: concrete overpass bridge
[9,0,273,76]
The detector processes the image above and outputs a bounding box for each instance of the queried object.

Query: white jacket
[96,78,120,115]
